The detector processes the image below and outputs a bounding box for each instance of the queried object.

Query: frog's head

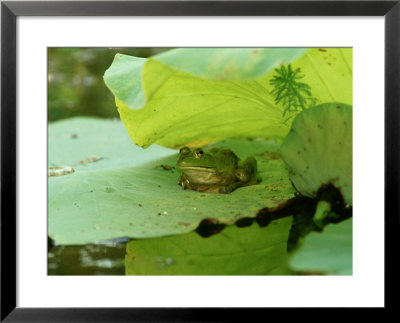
[177,147,218,171]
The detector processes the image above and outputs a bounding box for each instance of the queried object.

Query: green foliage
[114,59,290,148]
[269,64,315,117]
[290,48,352,105]
[103,48,308,148]
[126,218,293,275]
[153,47,307,81]
[48,118,295,245]
[280,103,353,205]
[103,47,352,149]
[290,218,352,275]
[48,48,353,275]
[104,48,307,110]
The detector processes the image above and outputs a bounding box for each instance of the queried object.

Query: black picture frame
[1,0,398,321]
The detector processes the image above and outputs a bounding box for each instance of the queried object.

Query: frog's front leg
[218,181,243,194]
[179,173,190,189]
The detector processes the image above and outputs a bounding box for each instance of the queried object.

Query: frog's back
[214,149,239,173]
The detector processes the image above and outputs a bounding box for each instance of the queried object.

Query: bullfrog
[177,147,260,194]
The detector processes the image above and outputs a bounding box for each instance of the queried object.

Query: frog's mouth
[179,166,216,173]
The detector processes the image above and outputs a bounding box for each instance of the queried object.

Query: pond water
[48,47,170,122]
[48,239,127,275]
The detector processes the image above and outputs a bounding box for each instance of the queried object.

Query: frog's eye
[179,147,190,154]
[195,150,204,158]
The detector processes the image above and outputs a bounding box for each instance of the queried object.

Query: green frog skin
[176,147,260,194]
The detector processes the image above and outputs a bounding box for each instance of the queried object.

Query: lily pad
[48,117,177,171]
[126,217,293,275]
[104,48,308,111]
[154,47,307,80]
[114,59,290,149]
[290,218,352,275]
[280,103,352,205]
[103,48,352,149]
[291,47,352,105]
[48,118,295,245]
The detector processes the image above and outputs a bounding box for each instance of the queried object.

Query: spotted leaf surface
[48,118,295,245]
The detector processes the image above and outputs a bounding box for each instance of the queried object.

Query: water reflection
[48,240,128,275]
